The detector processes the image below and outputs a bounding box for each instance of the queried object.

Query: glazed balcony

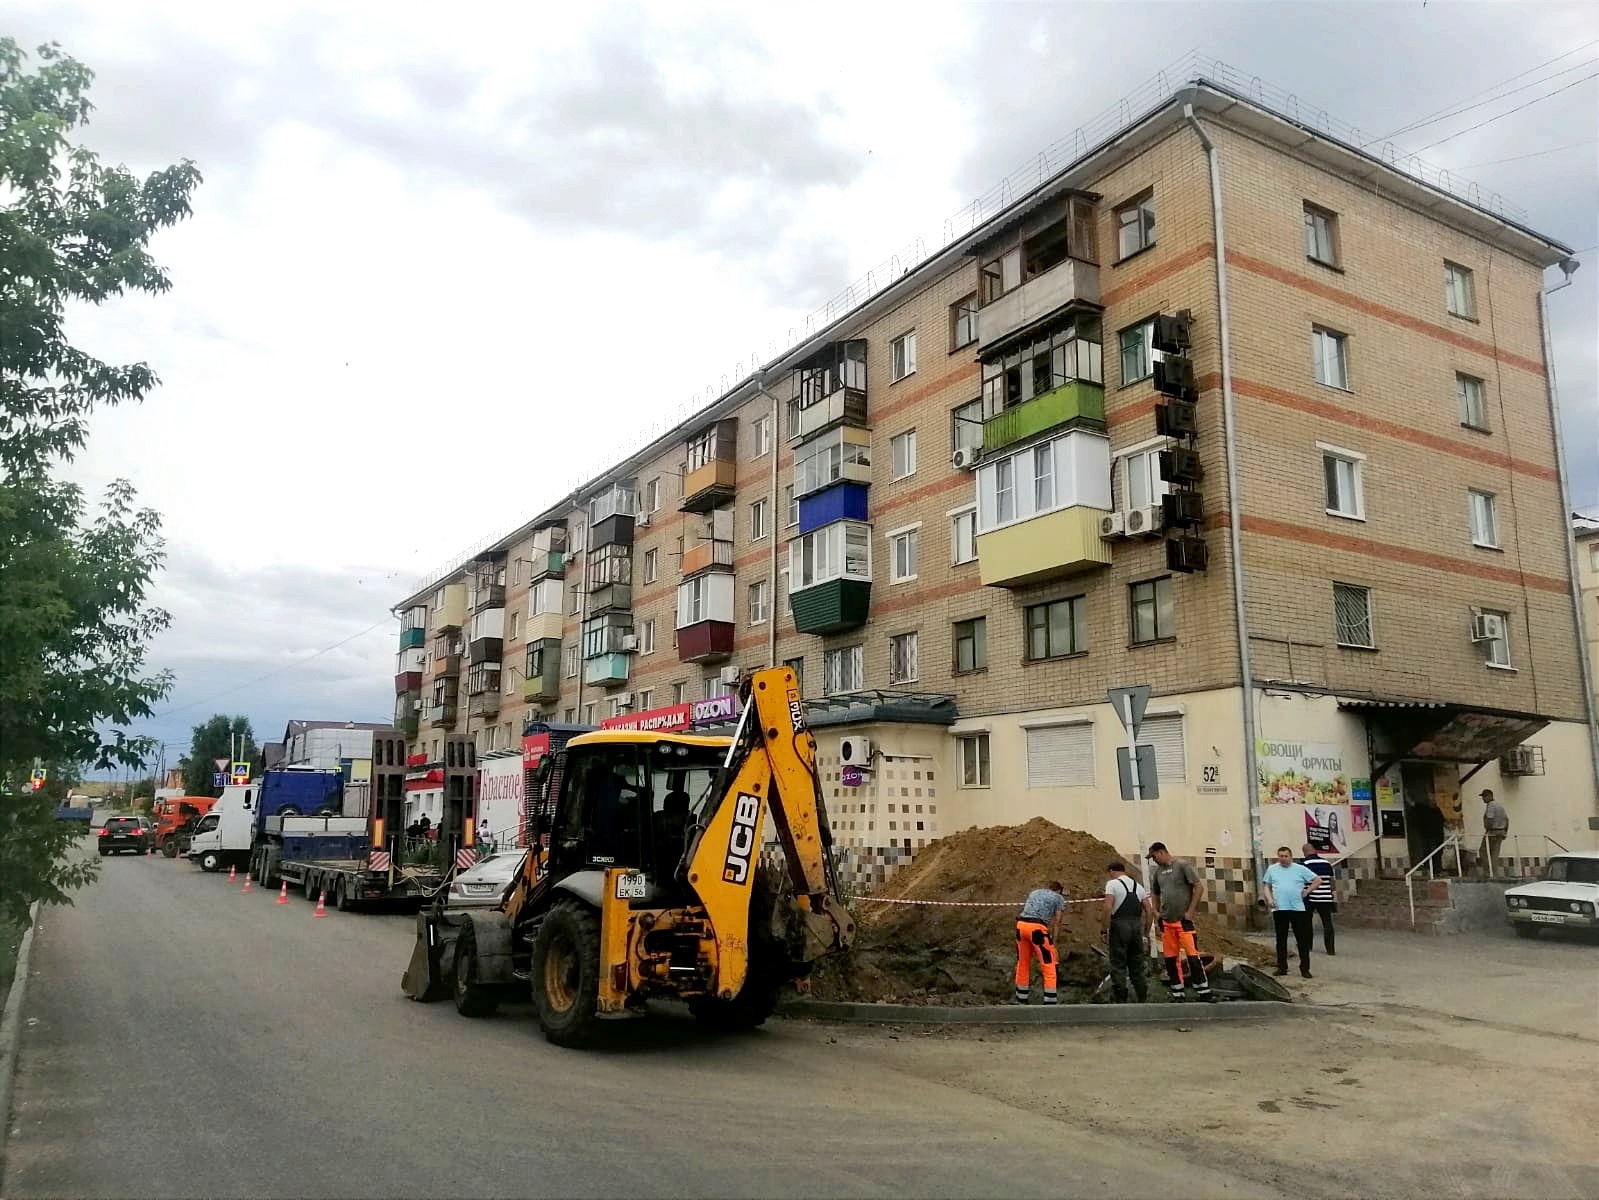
[433,584,467,632]
[789,578,872,636]
[789,340,867,444]
[681,538,734,577]
[522,638,562,704]
[983,380,1105,455]
[525,609,564,643]
[526,549,565,581]
[472,583,506,612]
[977,260,1100,351]
[976,507,1112,588]
[399,626,426,651]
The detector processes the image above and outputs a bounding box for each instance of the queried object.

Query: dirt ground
[791,925,1599,1199]
[816,818,1267,1004]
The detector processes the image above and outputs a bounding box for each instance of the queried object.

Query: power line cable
[1452,139,1598,169]
[1375,51,1598,142]
[1368,43,1592,142]
[1407,71,1599,153]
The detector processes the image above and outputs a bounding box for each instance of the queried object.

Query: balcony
[525,610,564,643]
[468,636,503,665]
[680,459,737,513]
[468,692,501,719]
[983,379,1106,455]
[682,538,734,577]
[797,482,869,536]
[584,652,630,688]
[522,638,562,704]
[433,653,461,678]
[394,696,419,737]
[527,549,565,581]
[678,620,735,664]
[790,386,868,444]
[434,584,467,632]
[588,582,633,615]
[790,340,867,444]
[790,578,872,636]
[399,626,426,651]
[394,670,422,695]
[426,701,458,728]
[472,583,506,612]
[977,259,1100,352]
[976,506,1111,588]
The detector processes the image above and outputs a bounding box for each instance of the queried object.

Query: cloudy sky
[8,0,1596,770]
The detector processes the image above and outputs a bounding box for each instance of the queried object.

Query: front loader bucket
[401,907,456,1002]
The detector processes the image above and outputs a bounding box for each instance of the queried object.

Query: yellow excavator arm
[686,666,854,999]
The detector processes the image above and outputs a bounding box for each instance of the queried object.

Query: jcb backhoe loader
[402,665,854,1046]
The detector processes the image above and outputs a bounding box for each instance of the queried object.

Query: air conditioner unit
[614,693,634,709]
[718,665,741,685]
[1125,505,1162,538]
[838,736,872,766]
[619,634,639,653]
[635,511,652,528]
[1100,512,1128,540]
[1500,744,1545,777]
[1471,611,1506,642]
[951,446,980,471]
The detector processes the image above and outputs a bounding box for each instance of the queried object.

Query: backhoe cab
[403,665,854,1046]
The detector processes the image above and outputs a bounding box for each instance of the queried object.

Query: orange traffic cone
[314,890,328,918]
[228,865,236,882]
[276,881,289,905]
[242,872,252,893]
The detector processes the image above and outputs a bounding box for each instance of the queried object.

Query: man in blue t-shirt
[1262,846,1320,978]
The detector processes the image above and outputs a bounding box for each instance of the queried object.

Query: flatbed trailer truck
[252,815,446,911]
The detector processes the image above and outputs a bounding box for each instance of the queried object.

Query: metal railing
[1405,833,1464,927]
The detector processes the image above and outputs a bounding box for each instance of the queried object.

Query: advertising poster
[1351,803,1372,833]
[1257,740,1351,805]
[1303,804,1350,854]
[1376,775,1397,808]
[1434,764,1463,828]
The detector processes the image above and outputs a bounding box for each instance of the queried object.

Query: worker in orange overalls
[1014,881,1067,1004]
[1147,842,1215,1002]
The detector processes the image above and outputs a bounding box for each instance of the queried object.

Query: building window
[752,413,771,457]
[637,688,653,711]
[888,525,919,583]
[1303,202,1339,267]
[672,682,687,705]
[643,477,661,513]
[791,521,871,588]
[1026,723,1095,788]
[1468,489,1499,548]
[994,456,1016,524]
[958,733,991,788]
[890,429,917,479]
[1445,261,1476,319]
[951,507,977,565]
[823,645,864,694]
[562,709,575,724]
[889,632,919,684]
[951,398,983,456]
[784,483,798,527]
[639,618,656,655]
[1333,582,1374,648]
[1475,607,1512,668]
[1312,327,1350,390]
[1140,713,1186,782]
[1120,445,1170,513]
[750,498,768,541]
[749,579,770,625]
[891,331,918,382]
[1025,596,1087,661]
[950,294,978,350]
[953,617,987,673]
[783,656,804,692]
[1119,320,1153,385]
[1032,443,1054,510]
[584,703,596,725]
[1457,373,1488,431]
[1321,445,1366,520]
[642,547,658,584]
[1129,577,1174,645]
[569,579,582,615]
[564,644,579,678]
[1115,191,1155,260]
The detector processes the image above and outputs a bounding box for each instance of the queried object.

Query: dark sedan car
[98,815,151,856]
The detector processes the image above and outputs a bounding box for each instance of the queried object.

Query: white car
[444,849,527,910]
[1504,851,1599,938]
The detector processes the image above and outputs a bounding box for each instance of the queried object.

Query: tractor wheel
[532,901,601,1047]
[453,925,500,1018]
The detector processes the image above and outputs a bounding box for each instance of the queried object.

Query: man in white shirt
[1101,860,1155,1003]
[1480,789,1510,876]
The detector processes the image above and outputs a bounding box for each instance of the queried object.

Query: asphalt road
[2,844,1267,1200]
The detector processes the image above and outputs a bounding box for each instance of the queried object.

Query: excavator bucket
[401,907,457,1002]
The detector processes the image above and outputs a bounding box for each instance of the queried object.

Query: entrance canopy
[1338,698,1548,782]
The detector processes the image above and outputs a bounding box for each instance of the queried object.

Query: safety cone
[276,881,289,905]
[313,890,328,918]
[228,865,236,882]
[242,872,252,894]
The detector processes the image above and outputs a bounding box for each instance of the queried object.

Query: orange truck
[152,795,218,857]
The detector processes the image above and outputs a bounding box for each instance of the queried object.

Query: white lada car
[1503,850,1599,938]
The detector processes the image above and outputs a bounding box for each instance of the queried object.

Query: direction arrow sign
[1107,685,1151,736]
[1117,744,1159,802]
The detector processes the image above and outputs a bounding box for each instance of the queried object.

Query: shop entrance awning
[1337,698,1548,782]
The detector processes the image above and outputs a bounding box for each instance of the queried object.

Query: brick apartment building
[390,79,1596,922]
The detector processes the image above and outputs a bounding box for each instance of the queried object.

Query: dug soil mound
[812,817,1267,1005]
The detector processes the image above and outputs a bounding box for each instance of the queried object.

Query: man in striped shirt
[1299,844,1336,956]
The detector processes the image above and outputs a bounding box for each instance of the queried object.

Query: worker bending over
[1015,881,1067,1004]
[1147,842,1215,1002]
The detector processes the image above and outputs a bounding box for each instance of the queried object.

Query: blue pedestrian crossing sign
[230,762,250,785]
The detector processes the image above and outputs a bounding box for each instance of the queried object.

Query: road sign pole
[1124,693,1145,868]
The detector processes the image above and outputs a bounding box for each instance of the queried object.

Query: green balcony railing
[983,379,1105,454]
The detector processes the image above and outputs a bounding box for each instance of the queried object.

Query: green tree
[0,38,200,924]
[182,714,258,797]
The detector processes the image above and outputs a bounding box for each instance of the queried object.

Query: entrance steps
[1339,876,1522,935]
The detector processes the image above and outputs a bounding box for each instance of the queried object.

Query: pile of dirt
[812,818,1268,1005]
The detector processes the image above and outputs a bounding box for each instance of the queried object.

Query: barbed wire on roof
[407,50,1538,601]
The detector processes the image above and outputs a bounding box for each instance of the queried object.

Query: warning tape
[857,896,1105,908]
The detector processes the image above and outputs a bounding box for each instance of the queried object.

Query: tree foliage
[182,714,258,797]
[0,38,200,920]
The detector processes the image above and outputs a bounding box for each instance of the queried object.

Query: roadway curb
[0,902,43,1158]
[780,997,1321,1025]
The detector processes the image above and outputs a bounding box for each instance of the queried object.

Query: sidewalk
[1241,921,1598,1039]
